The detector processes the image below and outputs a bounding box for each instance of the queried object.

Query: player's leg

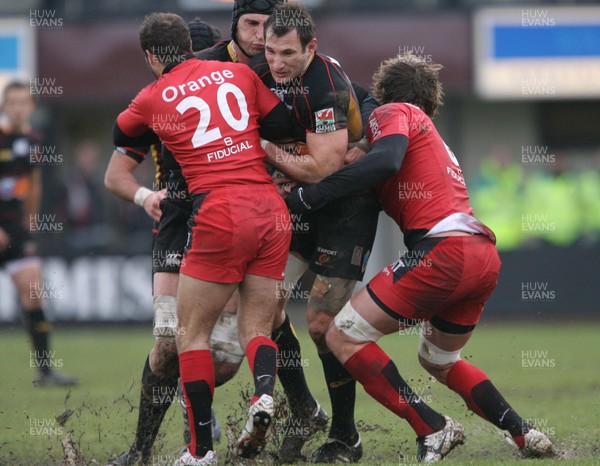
[419,320,554,458]
[417,236,554,458]
[309,193,379,462]
[111,199,194,466]
[211,290,244,386]
[205,298,245,445]
[177,273,237,461]
[272,250,329,462]
[326,237,487,462]
[238,273,280,376]
[308,275,361,459]
[10,257,78,386]
[325,287,465,463]
[235,273,289,458]
[177,184,289,463]
[112,272,179,466]
[272,253,312,413]
[233,186,293,459]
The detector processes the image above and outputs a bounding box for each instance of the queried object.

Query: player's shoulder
[249,52,270,79]
[372,102,420,119]
[225,61,259,80]
[132,79,159,103]
[307,53,349,85]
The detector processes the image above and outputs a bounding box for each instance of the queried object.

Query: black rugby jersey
[251,51,363,143]
[0,128,42,223]
[195,41,235,63]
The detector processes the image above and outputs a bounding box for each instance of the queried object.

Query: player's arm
[113,122,160,147]
[286,134,408,213]
[104,148,164,222]
[258,101,292,142]
[251,69,293,142]
[265,129,348,185]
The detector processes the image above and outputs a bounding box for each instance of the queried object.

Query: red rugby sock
[345,342,445,437]
[179,350,214,457]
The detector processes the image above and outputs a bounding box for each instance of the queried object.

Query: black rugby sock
[471,380,528,437]
[131,356,178,460]
[183,380,213,457]
[23,308,51,375]
[272,314,317,418]
[246,336,278,402]
[319,352,357,442]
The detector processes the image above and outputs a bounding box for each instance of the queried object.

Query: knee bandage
[210,311,245,364]
[334,301,384,342]
[153,295,178,339]
[418,333,462,365]
[284,253,309,289]
[309,275,356,314]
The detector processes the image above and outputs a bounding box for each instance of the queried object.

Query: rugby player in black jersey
[0,81,78,387]
[251,3,381,462]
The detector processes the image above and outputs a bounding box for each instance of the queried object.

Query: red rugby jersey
[117,58,281,193]
[367,102,494,244]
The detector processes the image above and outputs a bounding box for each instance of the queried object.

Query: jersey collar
[227,41,239,63]
[162,53,196,74]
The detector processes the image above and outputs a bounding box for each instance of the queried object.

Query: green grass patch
[0,322,598,465]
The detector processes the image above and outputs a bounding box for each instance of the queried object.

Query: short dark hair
[2,81,31,103]
[140,13,192,66]
[264,3,316,50]
[371,53,444,117]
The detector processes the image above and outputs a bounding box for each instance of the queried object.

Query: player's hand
[285,186,313,214]
[344,146,367,165]
[344,137,370,165]
[272,173,297,198]
[144,189,166,222]
[0,227,10,252]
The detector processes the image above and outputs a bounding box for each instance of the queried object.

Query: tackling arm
[286,134,408,213]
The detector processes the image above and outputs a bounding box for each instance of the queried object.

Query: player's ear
[307,38,317,55]
[144,49,154,65]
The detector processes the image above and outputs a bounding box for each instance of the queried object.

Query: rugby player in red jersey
[105,19,223,466]
[251,4,380,462]
[285,54,556,462]
[0,81,77,387]
[200,3,332,462]
[113,13,293,465]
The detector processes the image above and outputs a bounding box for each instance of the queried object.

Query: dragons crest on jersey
[314,107,336,133]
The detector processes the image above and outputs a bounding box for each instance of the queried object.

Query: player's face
[265,29,316,84]
[236,13,269,57]
[2,88,35,127]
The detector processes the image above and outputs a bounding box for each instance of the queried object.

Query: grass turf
[0,320,598,465]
